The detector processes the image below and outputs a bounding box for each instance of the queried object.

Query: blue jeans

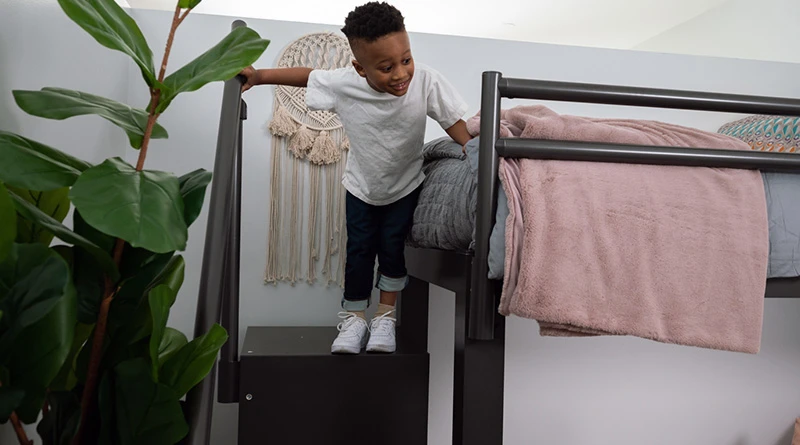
[342,186,421,311]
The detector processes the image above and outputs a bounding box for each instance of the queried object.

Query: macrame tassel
[341,134,350,151]
[268,105,299,137]
[287,124,316,159]
[308,131,341,165]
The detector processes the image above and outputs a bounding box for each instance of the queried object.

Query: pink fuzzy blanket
[467,105,768,354]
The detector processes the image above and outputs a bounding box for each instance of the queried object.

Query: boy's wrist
[255,69,269,85]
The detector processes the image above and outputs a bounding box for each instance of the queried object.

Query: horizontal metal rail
[499,78,800,115]
[495,139,800,172]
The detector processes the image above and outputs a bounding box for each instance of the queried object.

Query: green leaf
[36,390,81,445]
[7,275,77,424]
[13,88,168,149]
[71,210,116,324]
[6,185,70,245]
[149,254,184,295]
[0,183,15,262]
[0,131,92,191]
[69,157,187,253]
[113,358,189,445]
[158,27,269,112]
[157,328,187,368]
[11,192,119,280]
[107,252,173,341]
[0,244,73,363]
[57,0,156,87]
[148,285,176,380]
[178,169,212,226]
[178,0,202,9]
[0,386,25,423]
[49,322,94,392]
[160,323,227,397]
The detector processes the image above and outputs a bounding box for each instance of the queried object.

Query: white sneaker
[331,312,368,354]
[366,310,396,353]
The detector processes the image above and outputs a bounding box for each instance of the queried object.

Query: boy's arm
[445,119,473,152]
[241,66,313,91]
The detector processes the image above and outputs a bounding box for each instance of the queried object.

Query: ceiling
[122,0,731,50]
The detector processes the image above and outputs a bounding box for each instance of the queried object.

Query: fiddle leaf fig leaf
[13,88,168,149]
[178,0,202,8]
[158,26,269,112]
[0,131,91,191]
[178,169,212,226]
[158,328,188,368]
[5,185,71,246]
[148,285,176,380]
[0,387,25,423]
[57,0,157,86]
[69,157,187,253]
[11,192,119,280]
[160,323,227,397]
[112,358,190,445]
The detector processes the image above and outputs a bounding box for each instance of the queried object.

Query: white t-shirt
[305,63,469,206]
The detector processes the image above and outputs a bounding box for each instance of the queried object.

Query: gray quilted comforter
[407,137,476,251]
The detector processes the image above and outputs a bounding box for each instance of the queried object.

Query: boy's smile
[351,31,414,97]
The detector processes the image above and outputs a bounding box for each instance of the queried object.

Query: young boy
[241,1,472,354]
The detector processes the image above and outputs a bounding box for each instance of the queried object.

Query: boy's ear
[352,59,367,78]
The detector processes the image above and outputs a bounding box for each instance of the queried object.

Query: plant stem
[0,380,30,445]
[136,3,185,172]
[10,412,32,445]
[72,4,190,443]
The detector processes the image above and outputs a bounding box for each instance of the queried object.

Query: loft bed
[403,72,800,445]
[181,21,800,445]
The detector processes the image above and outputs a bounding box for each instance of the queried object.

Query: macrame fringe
[307,130,341,165]
[288,124,316,159]
[268,104,298,137]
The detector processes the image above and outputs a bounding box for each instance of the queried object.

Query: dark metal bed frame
[404,71,800,445]
[182,20,800,445]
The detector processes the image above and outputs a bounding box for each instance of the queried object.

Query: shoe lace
[370,310,396,335]
[336,311,361,332]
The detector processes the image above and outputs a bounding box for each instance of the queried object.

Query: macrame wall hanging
[265,32,353,288]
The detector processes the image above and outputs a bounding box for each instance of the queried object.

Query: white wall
[0,0,131,442]
[2,3,800,444]
[635,0,800,64]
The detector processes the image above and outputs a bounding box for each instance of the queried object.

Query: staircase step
[238,326,429,445]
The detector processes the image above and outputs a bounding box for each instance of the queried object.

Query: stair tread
[241,326,426,357]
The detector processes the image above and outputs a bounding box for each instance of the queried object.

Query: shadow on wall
[775,421,797,445]
[733,422,799,445]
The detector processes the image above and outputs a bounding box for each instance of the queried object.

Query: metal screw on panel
[245,394,253,401]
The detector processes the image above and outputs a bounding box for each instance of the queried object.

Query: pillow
[718,115,800,153]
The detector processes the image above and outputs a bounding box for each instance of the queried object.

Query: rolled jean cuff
[341,297,369,311]
[377,274,408,292]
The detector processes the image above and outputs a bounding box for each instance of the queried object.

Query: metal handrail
[185,19,248,445]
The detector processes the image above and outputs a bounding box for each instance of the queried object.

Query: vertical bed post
[184,19,247,445]
[469,71,502,340]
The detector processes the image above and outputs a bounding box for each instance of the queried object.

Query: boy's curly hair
[341,2,405,43]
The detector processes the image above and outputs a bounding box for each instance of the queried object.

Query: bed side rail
[471,72,800,341]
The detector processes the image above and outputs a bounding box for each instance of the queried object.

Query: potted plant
[0,0,269,443]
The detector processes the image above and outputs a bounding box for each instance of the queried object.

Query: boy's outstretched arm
[445,119,473,152]
[240,66,313,91]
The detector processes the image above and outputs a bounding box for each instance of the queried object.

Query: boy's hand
[240,66,258,92]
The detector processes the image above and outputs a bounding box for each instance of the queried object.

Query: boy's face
[351,31,414,97]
